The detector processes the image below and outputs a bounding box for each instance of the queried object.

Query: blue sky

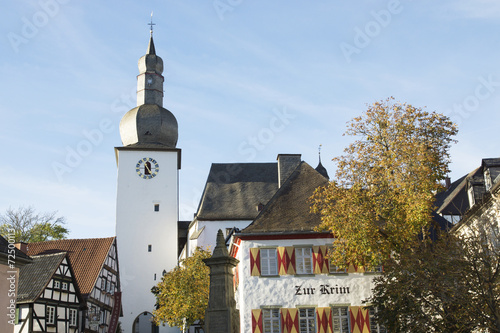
[1,1,500,239]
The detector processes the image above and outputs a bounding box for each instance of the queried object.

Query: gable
[17,252,66,303]
[27,237,115,296]
[196,163,279,220]
[242,162,329,234]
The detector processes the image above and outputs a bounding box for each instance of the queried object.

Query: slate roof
[195,163,279,220]
[0,235,31,265]
[435,170,478,216]
[17,252,66,303]
[241,162,329,234]
[27,237,115,296]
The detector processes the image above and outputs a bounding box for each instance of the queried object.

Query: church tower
[115,27,180,333]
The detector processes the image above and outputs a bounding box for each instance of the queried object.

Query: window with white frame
[295,247,313,274]
[369,307,387,333]
[69,308,78,327]
[46,306,56,325]
[53,280,60,289]
[298,308,316,333]
[260,248,278,276]
[61,282,68,290]
[262,308,280,333]
[332,306,350,333]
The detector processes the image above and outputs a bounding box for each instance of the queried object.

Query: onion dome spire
[118,17,178,148]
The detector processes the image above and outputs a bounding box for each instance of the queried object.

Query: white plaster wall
[455,196,500,243]
[13,304,29,333]
[116,149,180,333]
[237,237,378,333]
[186,220,252,256]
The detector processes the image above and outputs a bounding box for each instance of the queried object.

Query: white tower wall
[116,148,180,333]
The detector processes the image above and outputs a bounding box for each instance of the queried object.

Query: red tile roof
[27,237,115,296]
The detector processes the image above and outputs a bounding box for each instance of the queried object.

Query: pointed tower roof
[315,145,329,179]
[119,28,179,148]
[147,35,156,55]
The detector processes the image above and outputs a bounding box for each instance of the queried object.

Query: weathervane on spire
[318,144,323,162]
[148,11,155,35]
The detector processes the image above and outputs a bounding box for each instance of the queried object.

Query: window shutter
[277,246,296,275]
[281,308,299,333]
[316,307,333,333]
[313,245,329,274]
[252,309,263,333]
[347,262,365,273]
[281,308,288,333]
[250,248,261,276]
[349,306,370,333]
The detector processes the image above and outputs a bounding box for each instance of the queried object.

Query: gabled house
[443,158,500,240]
[230,160,385,333]
[15,252,83,333]
[183,154,329,259]
[436,157,500,231]
[26,237,121,333]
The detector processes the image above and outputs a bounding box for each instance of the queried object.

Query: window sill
[260,274,280,278]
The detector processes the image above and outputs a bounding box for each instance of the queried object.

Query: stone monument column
[203,230,240,333]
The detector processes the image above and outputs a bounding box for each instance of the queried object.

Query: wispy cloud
[450,0,500,19]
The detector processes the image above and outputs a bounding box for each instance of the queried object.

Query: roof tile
[27,237,114,296]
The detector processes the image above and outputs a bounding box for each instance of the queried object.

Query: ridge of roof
[27,237,115,296]
[241,161,329,234]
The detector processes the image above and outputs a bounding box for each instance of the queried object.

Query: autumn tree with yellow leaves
[312,97,458,268]
[152,247,211,331]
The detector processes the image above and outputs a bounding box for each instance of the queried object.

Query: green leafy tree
[311,97,457,267]
[368,229,500,333]
[152,247,211,330]
[0,206,69,242]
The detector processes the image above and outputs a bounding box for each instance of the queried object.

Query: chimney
[15,242,28,254]
[277,154,301,187]
[445,177,451,189]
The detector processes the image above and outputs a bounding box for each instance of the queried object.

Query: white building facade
[233,234,383,333]
[230,161,384,333]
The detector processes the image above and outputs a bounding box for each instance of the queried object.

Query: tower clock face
[136,157,159,179]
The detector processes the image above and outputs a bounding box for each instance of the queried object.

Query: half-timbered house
[26,237,121,333]
[15,252,82,333]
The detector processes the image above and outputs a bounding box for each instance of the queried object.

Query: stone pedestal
[203,230,240,333]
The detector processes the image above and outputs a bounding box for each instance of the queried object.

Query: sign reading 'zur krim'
[295,284,350,296]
